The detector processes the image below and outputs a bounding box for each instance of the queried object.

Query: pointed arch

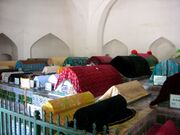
[86,0,117,55]
[103,39,128,58]
[30,33,70,58]
[0,53,12,60]
[149,37,176,61]
[0,33,18,60]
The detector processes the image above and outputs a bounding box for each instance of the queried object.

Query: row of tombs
[0,51,180,134]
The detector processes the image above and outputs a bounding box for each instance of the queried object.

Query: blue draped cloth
[150,58,180,82]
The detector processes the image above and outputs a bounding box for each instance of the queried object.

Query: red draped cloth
[55,65,123,97]
[88,56,112,65]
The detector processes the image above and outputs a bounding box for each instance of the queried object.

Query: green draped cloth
[63,57,89,66]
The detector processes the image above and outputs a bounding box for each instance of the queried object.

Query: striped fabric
[150,58,180,82]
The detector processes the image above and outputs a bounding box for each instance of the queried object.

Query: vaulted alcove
[149,37,176,61]
[0,54,12,60]
[31,33,70,58]
[0,33,18,60]
[103,39,128,58]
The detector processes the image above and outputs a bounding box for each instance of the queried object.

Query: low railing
[0,99,120,135]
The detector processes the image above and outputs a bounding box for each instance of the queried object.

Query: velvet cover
[63,57,89,66]
[73,95,136,132]
[130,51,158,70]
[150,72,180,106]
[87,56,112,65]
[55,65,123,97]
[110,56,151,78]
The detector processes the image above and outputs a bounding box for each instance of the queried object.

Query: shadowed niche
[31,33,70,58]
[103,39,128,58]
[0,33,18,60]
[149,37,176,61]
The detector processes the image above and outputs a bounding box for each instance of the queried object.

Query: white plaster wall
[0,0,25,59]
[0,54,12,60]
[0,34,18,60]
[0,0,75,59]
[103,39,128,57]
[104,0,180,53]
[86,0,117,56]
[0,0,114,58]
[68,0,89,56]
[31,33,70,58]
[1,0,179,59]
[23,0,74,59]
